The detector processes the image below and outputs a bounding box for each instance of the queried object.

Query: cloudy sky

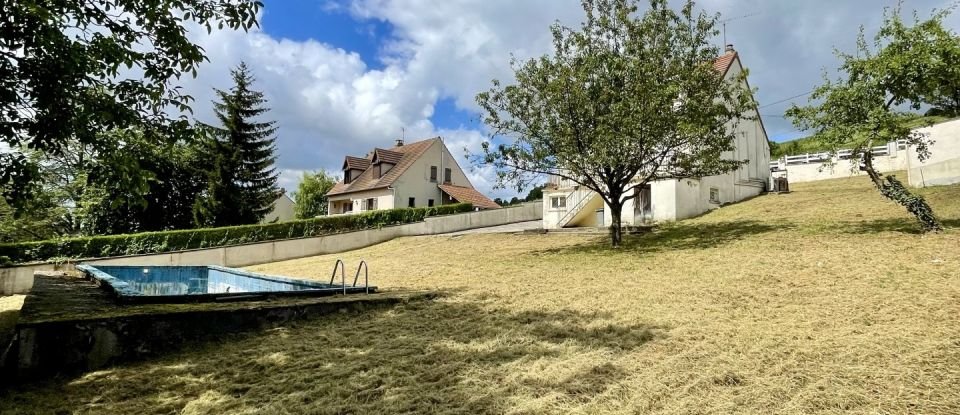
[177,0,959,199]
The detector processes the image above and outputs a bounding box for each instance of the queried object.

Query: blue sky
[259,1,483,133]
[177,0,958,197]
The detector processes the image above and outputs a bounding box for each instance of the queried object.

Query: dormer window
[344,170,353,184]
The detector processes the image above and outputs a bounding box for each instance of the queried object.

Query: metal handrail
[557,186,594,227]
[329,258,345,286]
[354,260,369,294]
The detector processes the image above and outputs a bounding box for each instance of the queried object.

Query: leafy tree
[787,6,953,233]
[474,0,754,246]
[524,184,546,202]
[0,0,262,209]
[509,197,521,205]
[292,171,337,219]
[194,62,279,227]
[0,187,65,243]
[81,132,207,234]
[492,197,505,206]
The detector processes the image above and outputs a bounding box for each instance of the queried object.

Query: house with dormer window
[326,137,501,215]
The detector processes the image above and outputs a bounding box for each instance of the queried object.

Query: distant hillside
[770,115,952,159]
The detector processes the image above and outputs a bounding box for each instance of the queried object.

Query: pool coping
[77,264,377,304]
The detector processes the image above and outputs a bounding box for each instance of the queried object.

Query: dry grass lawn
[2,174,960,414]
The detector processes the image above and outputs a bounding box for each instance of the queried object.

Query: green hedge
[0,203,473,265]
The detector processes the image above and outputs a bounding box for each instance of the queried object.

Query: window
[428,199,434,207]
[429,166,438,182]
[408,197,415,208]
[344,170,352,183]
[343,202,353,213]
[444,168,452,183]
[709,188,720,204]
[366,198,376,210]
[550,196,567,209]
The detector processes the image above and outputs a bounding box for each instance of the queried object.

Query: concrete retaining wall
[0,202,542,295]
[907,118,960,187]
[777,153,909,184]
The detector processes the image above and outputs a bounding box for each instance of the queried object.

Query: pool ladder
[329,259,371,295]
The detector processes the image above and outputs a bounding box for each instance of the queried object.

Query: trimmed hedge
[0,203,473,265]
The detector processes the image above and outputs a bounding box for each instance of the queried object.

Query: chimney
[395,138,404,147]
[725,44,735,55]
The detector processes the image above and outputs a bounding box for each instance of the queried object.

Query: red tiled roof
[713,51,738,76]
[438,184,501,210]
[328,137,439,196]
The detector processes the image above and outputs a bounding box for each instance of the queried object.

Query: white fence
[769,141,909,183]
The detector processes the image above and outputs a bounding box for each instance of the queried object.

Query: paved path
[441,220,542,236]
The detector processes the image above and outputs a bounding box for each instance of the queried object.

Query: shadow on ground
[0,293,661,414]
[532,221,789,255]
[832,218,960,234]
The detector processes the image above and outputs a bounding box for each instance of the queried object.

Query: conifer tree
[194,62,279,226]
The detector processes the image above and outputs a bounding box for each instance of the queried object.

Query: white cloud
[176,0,960,199]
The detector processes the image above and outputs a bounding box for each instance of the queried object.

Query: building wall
[327,188,395,215]
[392,139,473,208]
[907,118,960,187]
[261,194,296,223]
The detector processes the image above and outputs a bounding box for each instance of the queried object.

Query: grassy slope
[3,175,960,414]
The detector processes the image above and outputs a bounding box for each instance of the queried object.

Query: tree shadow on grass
[532,221,790,256]
[0,293,662,414]
[832,218,960,234]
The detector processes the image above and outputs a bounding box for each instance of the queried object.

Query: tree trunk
[609,201,623,247]
[862,152,943,233]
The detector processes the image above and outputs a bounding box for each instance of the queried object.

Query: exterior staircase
[557,186,599,228]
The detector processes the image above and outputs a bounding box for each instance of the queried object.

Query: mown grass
[2,174,960,414]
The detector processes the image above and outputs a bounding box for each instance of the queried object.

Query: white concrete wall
[908,118,960,187]
[0,202,543,295]
[392,139,473,208]
[779,150,909,184]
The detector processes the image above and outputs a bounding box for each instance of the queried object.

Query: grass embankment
[2,175,960,414]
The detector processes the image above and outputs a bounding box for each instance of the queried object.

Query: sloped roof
[713,51,738,76]
[328,137,439,196]
[373,148,403,165]
[342,156,370,171]
[438,184,501,210]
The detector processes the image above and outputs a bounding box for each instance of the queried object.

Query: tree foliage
[194,62,279,227]
[81,131,207,234]
[0,0,262,207]
[293,171,337,219]
[474,0,754,246]
[786,5,954,232]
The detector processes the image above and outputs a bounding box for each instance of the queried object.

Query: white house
[326,137,501,214]
[260,192,296,223]
[542,45,770,229]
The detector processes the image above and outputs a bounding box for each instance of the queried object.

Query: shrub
[0,203,473,264]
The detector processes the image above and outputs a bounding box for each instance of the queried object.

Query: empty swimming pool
[76,265,376,303]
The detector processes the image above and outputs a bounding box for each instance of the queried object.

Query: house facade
[326,137,500,214]
[543,45,771,229]
[260,192,296,223]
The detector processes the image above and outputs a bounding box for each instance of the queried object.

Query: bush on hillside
[0,203,473,264]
